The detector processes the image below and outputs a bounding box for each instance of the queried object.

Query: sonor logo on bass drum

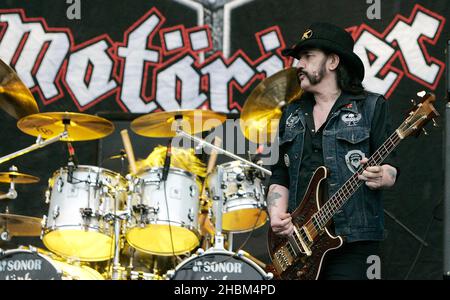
[192,261,243,274]
[0,259,43,272]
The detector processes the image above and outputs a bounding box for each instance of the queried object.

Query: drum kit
[0,58,301,280]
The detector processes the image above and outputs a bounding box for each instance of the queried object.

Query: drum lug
[45,189,51,204]
[80,207,93,218]
[41,215,47,228]
[56,177,64,192]
[52,206,60,219]
[188,208,195,222]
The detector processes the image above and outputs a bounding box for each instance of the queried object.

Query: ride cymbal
[0,171,40,184]
[240,68,302,143]
[0,213,42,237]
[131,109,226,138]
[17,112,115,141]
[0,59,39,119]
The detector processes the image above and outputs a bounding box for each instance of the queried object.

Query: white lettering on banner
[385,11,443,85]
[354,31,399,96]
[65,39,117,107]
[0,13,69,100]
[201,55,255,112]
[156,55,207,111]
[256,55,284,78]
[117,10,162,113]
[0,4,444,112]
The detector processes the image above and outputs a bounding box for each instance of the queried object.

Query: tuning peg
[422,128,428,135]
[432,119,439,128]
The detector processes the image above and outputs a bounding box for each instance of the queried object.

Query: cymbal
[131,109,226,138]
[0,59,39,119]
[0,213,42,237]
[240,68,302,143]
[17,112,115,141]
[0,171,40,184]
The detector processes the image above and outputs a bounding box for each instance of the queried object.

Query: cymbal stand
[175,127,272,176]
[0,131,69,165]
[210,165,225,250]
[0,166,18,201]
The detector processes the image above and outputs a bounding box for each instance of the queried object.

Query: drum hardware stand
[209,165,226,251]
[0,131,69,165]
[109,210,130,280]
[0,166,18,200]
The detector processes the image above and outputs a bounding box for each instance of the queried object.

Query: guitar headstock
[397,92,439,139]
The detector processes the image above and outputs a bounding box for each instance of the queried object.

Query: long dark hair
[335,62,365,95]
[322,49,365,95]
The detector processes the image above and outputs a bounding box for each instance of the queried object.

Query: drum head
[43,230,114,261]
[0,250,62,280]
[223,208,268,232]
[170,251,269,280]
[126,225,199,256]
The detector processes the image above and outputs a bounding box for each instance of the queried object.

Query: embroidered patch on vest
[286,110,301,128]
[341,113,362,126]
[345,150,366,173]
[284,153,290,167]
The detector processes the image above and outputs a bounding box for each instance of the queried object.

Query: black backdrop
[0,0,447,279]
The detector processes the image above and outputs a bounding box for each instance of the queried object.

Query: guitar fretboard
[313,131,402,229]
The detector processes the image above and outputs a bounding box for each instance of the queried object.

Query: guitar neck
[314,130,402,228]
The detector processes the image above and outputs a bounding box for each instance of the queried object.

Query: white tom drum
[42,165,127,261]
[126,167,200,256]
[206,161,268,232]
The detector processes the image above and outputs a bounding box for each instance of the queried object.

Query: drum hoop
[51,165,127,184]
[171,249,268,277]
[141,167,197,180]
[43,224,111,234]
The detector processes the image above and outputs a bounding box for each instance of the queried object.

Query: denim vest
[278,92,384,242]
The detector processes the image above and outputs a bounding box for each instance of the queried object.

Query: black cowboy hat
[282,22,365,81]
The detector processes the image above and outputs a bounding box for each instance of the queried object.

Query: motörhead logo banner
[0,1,447,114]
[0,0,447,279]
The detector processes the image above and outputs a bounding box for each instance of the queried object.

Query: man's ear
[328,53,340,71]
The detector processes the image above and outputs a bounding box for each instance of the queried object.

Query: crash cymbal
[17,112,115,141]
[0,213,42,237]
[240,68,302,143]
[0,59,39,119]
[0,171,40,184]
[131,109,226,138]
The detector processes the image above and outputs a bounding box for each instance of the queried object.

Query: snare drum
[207,161,267,232]
[167,249,272,280]
[42,165,127,261]
[0,248,104,280]
[126,167,200,256]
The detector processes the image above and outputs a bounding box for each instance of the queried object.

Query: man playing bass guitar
[268,22,399,280]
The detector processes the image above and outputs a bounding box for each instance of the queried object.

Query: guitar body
[267,166,344,280]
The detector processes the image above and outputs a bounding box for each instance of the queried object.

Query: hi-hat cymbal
[0,171,40,184]
[17,112,115,141]
[0,59,39,119]
[0,213,42,237]
[131,109,226,138]
[240,68,302,143]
